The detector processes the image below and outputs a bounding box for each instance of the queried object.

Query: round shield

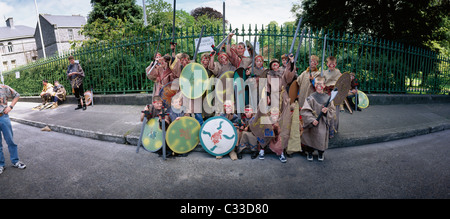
[141,118,164,152]
[179,63,208,99]
[205,75,216,108]
[166,117,200,154]
[84,90,93,106]
[352,90,369,109]
[159,81,180,108]
[333,72,352,106]
[215,70,235,105]
[199,116,238,157]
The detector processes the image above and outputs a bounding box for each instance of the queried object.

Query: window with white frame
[68,29,74,41]
[7,42,13,53]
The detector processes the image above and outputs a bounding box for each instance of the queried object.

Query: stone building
[0,17,37,72]
[34,14,87,58]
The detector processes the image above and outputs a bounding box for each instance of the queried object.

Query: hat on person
[269,59,280,70]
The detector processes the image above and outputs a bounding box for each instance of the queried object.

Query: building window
[7,42,13,53]
[11,60,16,69]
[0,43,4,54]
[2,61,8,71]
[68,29,74,41]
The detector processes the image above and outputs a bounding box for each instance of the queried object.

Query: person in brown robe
[146,55,177,96]
[300,76,336,162]
[226,32,252,69]
[209,52,236,77]
[322,56,342,137]
[296,55,321,108]
[236,105,259,159]
[266,56,296,108]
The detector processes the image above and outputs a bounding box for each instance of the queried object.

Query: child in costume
[296,55,321,107]
[323,56,342,138]
[236,105,259,159]
[168,92,189,123]
[260,107,287,163]
[266,55,296,107]
[140,96,172,157]
[209,52,236,78]
[300,76,336,161]
[146,55,177,96]
[218,100,241,160]
[245,55,267,79]
[226,32,252,69]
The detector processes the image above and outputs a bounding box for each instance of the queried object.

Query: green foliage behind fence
[3,24,450,96]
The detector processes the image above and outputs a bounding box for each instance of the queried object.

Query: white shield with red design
[199,116,237,157]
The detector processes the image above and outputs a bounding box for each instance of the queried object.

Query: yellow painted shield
[141,118,164,152]
[352,90,369,109]
[166,117,201,154]
[215,70,235,105]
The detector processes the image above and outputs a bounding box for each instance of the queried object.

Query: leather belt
[0,113,3,117]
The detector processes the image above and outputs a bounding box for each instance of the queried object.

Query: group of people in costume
[142,32,356,163]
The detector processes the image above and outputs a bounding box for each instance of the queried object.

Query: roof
[41,14,86,28]
[0,25,35,41]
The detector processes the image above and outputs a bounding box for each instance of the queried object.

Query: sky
[0,0,298,29]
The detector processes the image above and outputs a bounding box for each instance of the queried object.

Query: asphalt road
[0,122,449,199]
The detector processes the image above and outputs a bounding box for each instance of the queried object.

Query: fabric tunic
[300,92,336,151]
[147,62,177,96]
[227,47,252,69]
[237,116,258,153]
[323,68,342,87]
[296,68,321,107]
[209,61,236,78]
[266,62,296,96]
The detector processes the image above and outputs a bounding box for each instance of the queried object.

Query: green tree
[87,0,143,24]
[292,0,449,53]
[79,0,146,46]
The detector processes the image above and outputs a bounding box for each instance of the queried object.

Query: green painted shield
[166,117,201,154]
[179,63,208,99]
[352,90,369,109]
[141,118,164,152]
[206,75,215,107]
[215,70,235,105]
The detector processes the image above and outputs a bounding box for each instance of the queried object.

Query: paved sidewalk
[8,100,450,150]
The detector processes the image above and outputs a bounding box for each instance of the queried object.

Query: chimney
[6,17,14,29]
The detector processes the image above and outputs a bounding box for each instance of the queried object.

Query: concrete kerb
[329,122,450,149]
[19,93,450,106]
[12,93,450,151]
[10,117,127,145]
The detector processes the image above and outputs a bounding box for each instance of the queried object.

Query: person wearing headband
[209,51,236,78]
[147,55,176,97]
